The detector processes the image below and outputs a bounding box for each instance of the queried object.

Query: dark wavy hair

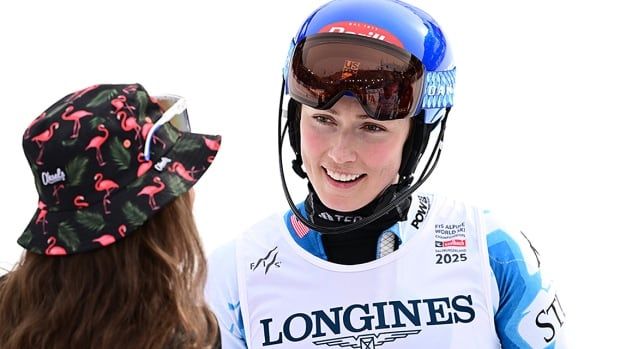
[0,192,219,349]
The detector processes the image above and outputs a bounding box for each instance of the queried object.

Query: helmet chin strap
[278,79,450,235]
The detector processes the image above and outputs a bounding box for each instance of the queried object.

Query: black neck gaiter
[304,184,412,265]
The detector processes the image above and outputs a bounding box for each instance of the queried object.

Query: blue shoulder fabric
[206,241,247,348]
[487,228,564,348]
[283,202,328,260]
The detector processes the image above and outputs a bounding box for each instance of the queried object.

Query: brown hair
[0,192,219,349]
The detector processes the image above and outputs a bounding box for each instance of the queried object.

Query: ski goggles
[287,33,426,120]
[144,95,191,160]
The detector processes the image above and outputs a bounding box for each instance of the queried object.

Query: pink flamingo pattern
[168,162,201,182]
[204,136,221,151]
[117,110,141,142]
[94,173,119,214]
[118,224,127,237]
[85,124,109,166]
[204,136,221,163]
[31,122,59,165]
[61,105,93,139]
[141,117,166,149]
[35,201,48,234]
[110,95,136,114]
[73,195,89,208]
[122,84,138,94]
[45,236,67,256]
[92,225,128,246]
[138,176,166,210]
[66,84,100,102]
[137,153,152,177]
[52,184,64,204]
[20,83,219,256]
[92,234,115,246]
[23,112,46,139]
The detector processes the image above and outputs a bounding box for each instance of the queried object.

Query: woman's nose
[327,131,357,164]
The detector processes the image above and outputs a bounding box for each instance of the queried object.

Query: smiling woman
[205,1,568,348]
[2,0,617,347]
[300,96,411,212]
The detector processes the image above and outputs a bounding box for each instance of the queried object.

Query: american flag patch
[290,214,310,238]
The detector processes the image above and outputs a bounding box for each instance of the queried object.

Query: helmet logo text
[320,21,404,48]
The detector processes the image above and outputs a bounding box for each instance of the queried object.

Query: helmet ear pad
[287,98,301,155]
[398,112,437,182]
[287,99,306,178]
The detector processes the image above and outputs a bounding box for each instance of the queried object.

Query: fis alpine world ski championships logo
[250,246,281,274]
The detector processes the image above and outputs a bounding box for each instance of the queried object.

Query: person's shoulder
[409,192,488,220]
[417,193,536,260]
[476,207,566,347]
[207,239,238,289]
[243,211,287,235]
[205,240,245,347]
[207,211,287,267]
[413,192,486,210]
[208,239,237,268]
[475,206,542,270]
[425,193,521,232]
[206,239,240,312]
[229,211,292,248]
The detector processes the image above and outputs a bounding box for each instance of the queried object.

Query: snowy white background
[0,0,617,346]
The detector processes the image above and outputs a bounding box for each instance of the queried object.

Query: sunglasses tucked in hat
[20,83,221,255]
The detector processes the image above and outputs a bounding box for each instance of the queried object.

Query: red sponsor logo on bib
[443,239,467,247]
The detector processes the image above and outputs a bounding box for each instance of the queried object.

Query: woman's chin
[319,195,368,213]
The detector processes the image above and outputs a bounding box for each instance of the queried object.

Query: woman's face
[300,96,411,212]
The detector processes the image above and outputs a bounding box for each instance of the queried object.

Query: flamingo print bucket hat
[19,83,221,255]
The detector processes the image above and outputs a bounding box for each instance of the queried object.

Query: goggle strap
[144,97,187,161]
[283,38,296,94]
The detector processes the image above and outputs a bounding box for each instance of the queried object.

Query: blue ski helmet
[278,0,455,234]
[283,0,455,180]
